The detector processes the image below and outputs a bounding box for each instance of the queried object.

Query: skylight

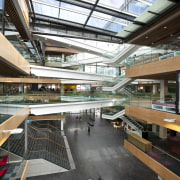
[32,0,157,34]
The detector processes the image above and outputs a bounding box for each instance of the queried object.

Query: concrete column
[159,126,167,139]
[62,54,65,62]
[152,124,157,133]
[152,84,158,94]
[160,80,168,102]
[61,84,64,95]
[100,108,102,119]
[25,119,28,153]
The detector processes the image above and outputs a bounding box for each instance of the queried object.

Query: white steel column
[160,80,168,102]
[159,126,167,139]
[152,124,157,133]
[159,80,168,139]
[152,84,158,94]
[61,84,64,95]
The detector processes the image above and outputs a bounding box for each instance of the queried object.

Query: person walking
[88,126,90,134]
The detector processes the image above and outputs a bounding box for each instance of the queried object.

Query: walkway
[27,112,157,180]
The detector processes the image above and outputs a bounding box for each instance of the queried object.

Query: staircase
[121,115,144,136]
[103,77,134,91]
[102,109,125,120]
[27,125,71,170]
[1,123,71,170]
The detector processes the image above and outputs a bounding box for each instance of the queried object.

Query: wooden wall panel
[0,78,61,84]
[28,114,65,120]
[0,33,30,75]
[124,140,180,180]
[0,107,29,146]
[126,55,180,79]
[125,105,180,132]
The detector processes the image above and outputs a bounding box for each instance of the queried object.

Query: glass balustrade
[0,91,127,105]
[102,75,126,87]
[128,95,176,113]
[126,50,180,69]
[102,105,125,115]
[0,91,176,114]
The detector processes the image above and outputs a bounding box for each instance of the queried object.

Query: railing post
[25,119,28,153]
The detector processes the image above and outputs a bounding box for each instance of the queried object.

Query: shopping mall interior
[0,0,180,179]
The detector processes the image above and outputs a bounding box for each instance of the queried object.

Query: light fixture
[163,119,176,123]
[145,36,149,39]
[2,128,23,134]
[163,26,167,29]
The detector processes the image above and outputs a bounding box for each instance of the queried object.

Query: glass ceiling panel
[146,0,157,2]
[0,0,2,9]
[98,0,126,10]
[106,23,125,33]
[33,2,59,18]
[38,0,59,5]
[87,16,125,33]
[87,17,107,29]
[92,11,127,25]
[60,9,88,24]
[128,0,149,15]
[60,2,90,14]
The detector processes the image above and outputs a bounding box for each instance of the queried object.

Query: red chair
[0,168,7,176]
[0,156,8,166]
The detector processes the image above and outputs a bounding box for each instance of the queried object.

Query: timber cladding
[126,55,180,78]
[0,78,61,84]
[125,105,180,132]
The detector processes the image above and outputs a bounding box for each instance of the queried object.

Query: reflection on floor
[27,112,157,180]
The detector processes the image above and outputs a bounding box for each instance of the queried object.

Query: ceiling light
[145,36,149,39]
[163,119,176,123]
[163,26,167,29]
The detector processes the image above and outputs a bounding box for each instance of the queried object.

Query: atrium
[0,0,180,180]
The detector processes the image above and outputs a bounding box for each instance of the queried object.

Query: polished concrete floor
[27,112,158,180]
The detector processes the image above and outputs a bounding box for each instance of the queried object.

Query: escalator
[103,77,134,91]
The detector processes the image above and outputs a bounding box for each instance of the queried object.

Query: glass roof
[32,0,157,34]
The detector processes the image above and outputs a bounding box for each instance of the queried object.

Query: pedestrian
[98,176,102,180]
[88,126,90,133]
